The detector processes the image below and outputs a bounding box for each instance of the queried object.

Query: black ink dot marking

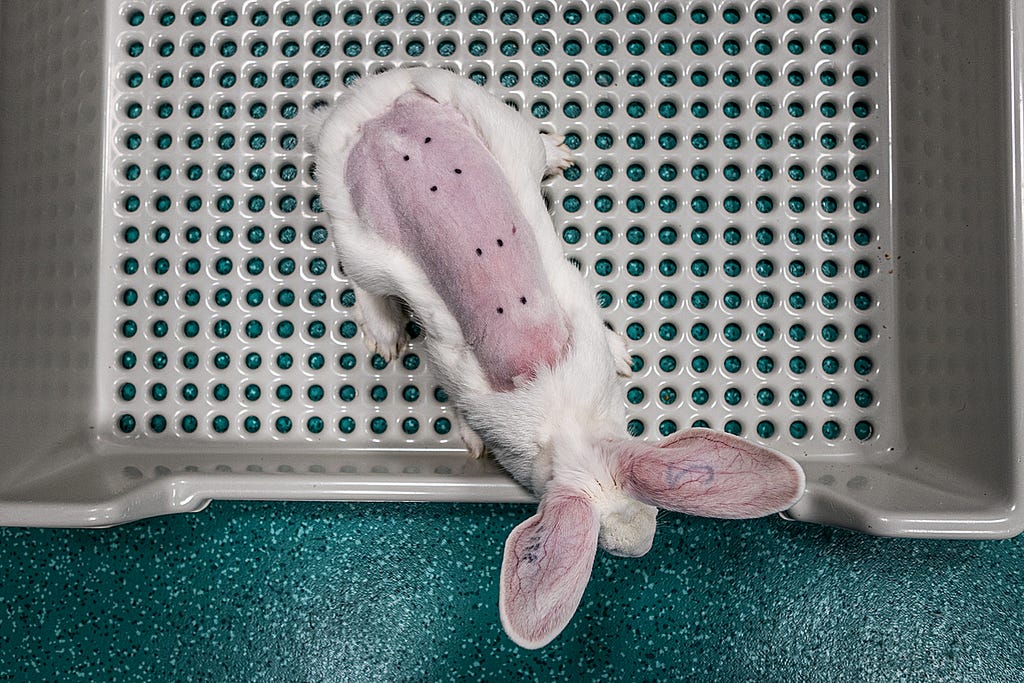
[497,239,504,247]
[430,186,438,192]
[520,296,527,304]
[403,155,410,161]
[454,168,462,174]
[497,307,504,314]
[424,137,432,143]
[475,248,482,256]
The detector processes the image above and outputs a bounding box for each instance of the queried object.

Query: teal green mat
[1,503,1021,681]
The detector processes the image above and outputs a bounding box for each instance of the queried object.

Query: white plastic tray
[0,0,1021,536]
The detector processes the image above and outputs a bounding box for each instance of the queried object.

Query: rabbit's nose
[602,535,653,558]
[598,501,657,557]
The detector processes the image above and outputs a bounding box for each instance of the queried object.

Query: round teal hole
[687,355,709,375]
[276,416,292,434]
[627,387,645,405]
[823,388,840,407]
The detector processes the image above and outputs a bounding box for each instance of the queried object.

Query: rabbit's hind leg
[353,285,409,362]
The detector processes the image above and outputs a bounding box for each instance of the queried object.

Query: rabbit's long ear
[615,429,805,519]
[499,492,599,649]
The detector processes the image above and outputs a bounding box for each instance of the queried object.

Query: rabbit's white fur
[315,67,655,555]
[316,68,805,649]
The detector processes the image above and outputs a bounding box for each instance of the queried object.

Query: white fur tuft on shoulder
[301,103,333,155]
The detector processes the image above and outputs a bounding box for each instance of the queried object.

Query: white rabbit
[315,67,805,649]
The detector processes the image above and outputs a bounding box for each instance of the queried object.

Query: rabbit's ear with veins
[614,428,805,519]
[499,492,599,649]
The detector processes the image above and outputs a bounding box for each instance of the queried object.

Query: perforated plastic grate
[100,0,894,457]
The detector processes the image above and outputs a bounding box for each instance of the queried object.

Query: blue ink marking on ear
[524,530,544,564]
[665,462,715,487]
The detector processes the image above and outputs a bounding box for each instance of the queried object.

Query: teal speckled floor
[1,503,1021,681]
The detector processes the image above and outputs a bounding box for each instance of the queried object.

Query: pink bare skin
[345,93,570,391]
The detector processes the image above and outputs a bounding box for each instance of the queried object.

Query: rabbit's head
[499,428,804,649]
